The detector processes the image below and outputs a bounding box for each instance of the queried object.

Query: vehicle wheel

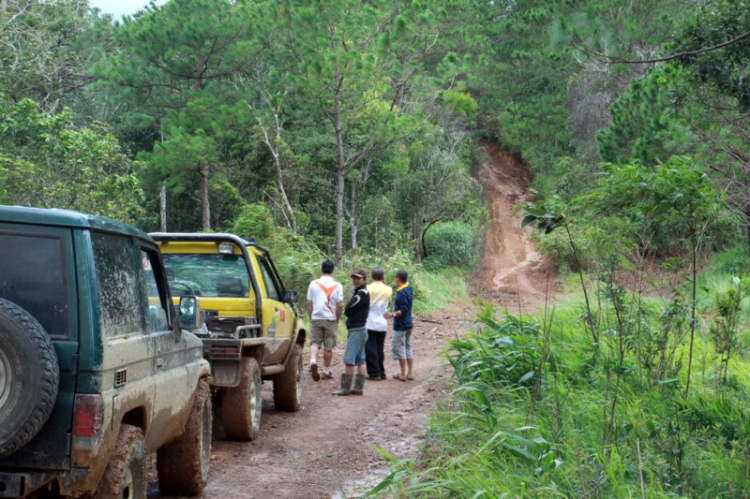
[95,425,147,499]
[0,299,59,458]
[221,357,262,441]
[273,344,303,412]
[157,379,212,496]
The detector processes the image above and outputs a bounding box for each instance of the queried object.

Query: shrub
[423,221,479,270]
[232,203,274,243]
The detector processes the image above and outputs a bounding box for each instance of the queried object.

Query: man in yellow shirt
[364,268,393,380]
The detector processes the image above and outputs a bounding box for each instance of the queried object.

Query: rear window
[92,232,145,338]
[162,254,250,298]
[0,233,70,338]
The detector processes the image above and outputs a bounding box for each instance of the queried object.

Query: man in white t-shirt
[306,260,343,381]
[365,268,392,381]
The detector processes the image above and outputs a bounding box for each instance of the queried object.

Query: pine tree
[97,0,267,230]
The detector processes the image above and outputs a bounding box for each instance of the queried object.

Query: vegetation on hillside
[369,239,750,497]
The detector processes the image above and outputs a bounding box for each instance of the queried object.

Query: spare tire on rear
[0,298,59,458]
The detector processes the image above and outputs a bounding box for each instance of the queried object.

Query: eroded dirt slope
[476,145,553,306]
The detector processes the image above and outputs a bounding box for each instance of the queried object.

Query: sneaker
[380,373,387,380]
[321,371,333,380]
[310,363,320,382]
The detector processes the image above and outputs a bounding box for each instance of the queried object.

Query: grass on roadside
[367,248,750,498]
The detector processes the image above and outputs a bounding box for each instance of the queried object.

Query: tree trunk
[684,234,698,399]
[413,214,423,263]
[269,134,297,232]
[350,179,358,249]
[199,164,210,231]
[336,170,345,267]
[333,70,346,269]
[277,176,296,232]
[421,218,443,260]
[159,182,167,232]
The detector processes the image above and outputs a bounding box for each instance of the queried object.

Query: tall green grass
[369,271,750,498]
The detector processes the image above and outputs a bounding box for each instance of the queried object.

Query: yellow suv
[150,233,305,442]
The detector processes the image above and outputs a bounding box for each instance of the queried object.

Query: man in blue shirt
[386,269,413,381]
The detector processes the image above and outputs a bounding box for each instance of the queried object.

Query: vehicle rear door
[0,224,78,469]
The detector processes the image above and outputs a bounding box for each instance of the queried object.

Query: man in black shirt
[334,268,371,396]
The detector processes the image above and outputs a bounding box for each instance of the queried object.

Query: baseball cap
[350,268,367,279]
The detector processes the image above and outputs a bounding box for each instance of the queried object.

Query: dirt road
[148,308,475,499]
[148,145,544,499]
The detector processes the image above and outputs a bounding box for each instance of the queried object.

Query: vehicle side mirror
[284,290,299,303]
[179,295,204,331]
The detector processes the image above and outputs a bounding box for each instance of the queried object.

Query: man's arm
[336,301,343,322]
[307,300,313,320]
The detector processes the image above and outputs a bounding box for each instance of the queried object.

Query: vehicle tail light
[73,395,102,437]
[72,394,103,467]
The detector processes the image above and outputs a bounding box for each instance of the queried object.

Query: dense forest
[2,0,748,267]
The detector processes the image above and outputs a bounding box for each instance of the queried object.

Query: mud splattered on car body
[0,206,210,498]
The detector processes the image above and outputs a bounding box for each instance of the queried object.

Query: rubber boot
[333,374,353,396]
[351,374,366,396]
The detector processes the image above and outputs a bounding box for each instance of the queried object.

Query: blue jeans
[343,328,368,365]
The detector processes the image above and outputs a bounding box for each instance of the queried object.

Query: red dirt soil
[147,308,475,499]
[476,145,554,307]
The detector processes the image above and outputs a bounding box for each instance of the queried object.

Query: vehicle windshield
[162,254,250,298]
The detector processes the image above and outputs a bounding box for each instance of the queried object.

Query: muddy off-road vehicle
[150,233,305,441]
[0,207,212,498]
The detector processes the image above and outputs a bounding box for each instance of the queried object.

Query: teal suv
[0,207,211,498]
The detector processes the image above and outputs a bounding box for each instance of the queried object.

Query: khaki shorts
[310,320,338,351]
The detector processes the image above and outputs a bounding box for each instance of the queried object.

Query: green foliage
[598,64,694,165]
[0,99,145,224]
[449,306,543,388]
[423,221,479,270]
[675,0,750,110]
[709,276,748,386]
[372,284,750,497]
[410,268,469,315]
[232,204,274,243]
[591,156,721,255]
[441,89,478,124]
[0,0,96,111]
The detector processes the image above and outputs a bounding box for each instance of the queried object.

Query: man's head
[371,267,385,282]
[321,260,335,275]
[395,269,408,287]
[350,268,367,287]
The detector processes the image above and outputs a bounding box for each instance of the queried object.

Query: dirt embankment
[147,145,546,498]
[475,145,554,306]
